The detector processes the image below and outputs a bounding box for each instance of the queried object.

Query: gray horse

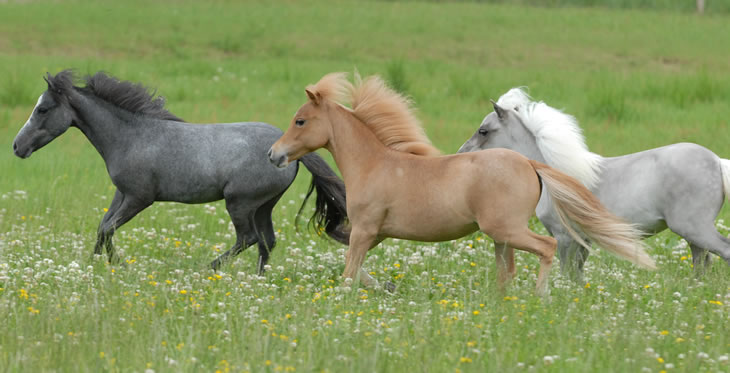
[459,88,730,280]
[12,70,349,272]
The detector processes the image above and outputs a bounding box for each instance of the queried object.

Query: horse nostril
[13,142,17,152]
[267,148,273,159]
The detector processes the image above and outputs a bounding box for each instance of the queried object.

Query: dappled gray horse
[459,88,730,280]
[12,70,348,272]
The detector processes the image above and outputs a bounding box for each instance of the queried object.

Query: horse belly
[379,208,479,242]
[147,167,227,203]
[156,187,224,204]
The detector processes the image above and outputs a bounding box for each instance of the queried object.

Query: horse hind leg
[209,231,258,271]
[210,198,258,271]
[668,219,730,272]
[684,232,730,271]
[252,195,282,275]
[554,230,590,284]
[689,243,712,276]
[489,227,557,297]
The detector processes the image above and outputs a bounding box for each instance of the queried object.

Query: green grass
[470,0,730,14]
[1,1,729,372]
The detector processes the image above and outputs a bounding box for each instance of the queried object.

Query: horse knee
[539,235,557,257]
[540,252,554,265]
[259,231,276,253]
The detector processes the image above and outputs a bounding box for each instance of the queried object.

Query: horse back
[109,121,296,203]
[590,142,723,230]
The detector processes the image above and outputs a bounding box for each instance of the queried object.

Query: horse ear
[305,88,321,105]
[44,72,64,94]
[491,99,508,120]
[44,73,52,90]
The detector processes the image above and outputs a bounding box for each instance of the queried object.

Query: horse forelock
[308,72,440,156]
[307,72,351,104]
[46,69,76,96]
[514,96,603,188]
[497,87,531,111]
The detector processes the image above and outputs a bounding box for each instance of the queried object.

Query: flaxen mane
[46,69,184,122]
[308,73,440,156]
[498,87,603,189]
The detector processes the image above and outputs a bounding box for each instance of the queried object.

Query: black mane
[46,70,184,122]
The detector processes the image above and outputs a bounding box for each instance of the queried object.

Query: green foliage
[0,69,37,108]
[1,1,729,372]
[585,76,635,123]
[385,59,410,95]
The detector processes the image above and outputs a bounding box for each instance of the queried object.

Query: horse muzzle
[12,140,32,159]
[267,147,289,168]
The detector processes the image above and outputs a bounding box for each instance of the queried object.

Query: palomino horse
[268,73,655,295]
[459,88,730,281]
[12,70,348,272]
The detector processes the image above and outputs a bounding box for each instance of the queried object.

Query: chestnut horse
[268,73,655,295]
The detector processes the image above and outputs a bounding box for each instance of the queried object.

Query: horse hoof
[384,281,397,293]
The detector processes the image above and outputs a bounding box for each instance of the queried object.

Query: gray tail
[720,159,730,201]
[298,153,350,244]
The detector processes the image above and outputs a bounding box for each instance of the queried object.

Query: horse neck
[326,105,387,183]
[510,118,549,164]
[69,91,136,161]
[518,136,549,164]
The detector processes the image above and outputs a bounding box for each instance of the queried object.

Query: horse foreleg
[97,194,150,264]
[94,190,125,256]
[343,227,378,288]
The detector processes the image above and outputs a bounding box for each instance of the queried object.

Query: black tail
[298,153,350,244]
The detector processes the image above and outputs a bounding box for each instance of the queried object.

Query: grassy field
[1,1,729,372]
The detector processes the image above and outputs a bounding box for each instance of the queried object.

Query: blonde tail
[529,160,656,270]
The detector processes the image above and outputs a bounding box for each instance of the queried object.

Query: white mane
[498,88,604,189]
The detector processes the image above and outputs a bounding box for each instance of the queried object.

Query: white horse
[459,88,730,281]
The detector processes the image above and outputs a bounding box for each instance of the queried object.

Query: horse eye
[36,107,48,114]
[478,128,488,136]
[295,119,306,127]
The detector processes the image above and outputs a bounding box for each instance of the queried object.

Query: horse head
[13,71,77,159]
[269,76,343,168]
[458,99,532,154]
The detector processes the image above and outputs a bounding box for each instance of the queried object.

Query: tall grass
[385,59,410,95]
